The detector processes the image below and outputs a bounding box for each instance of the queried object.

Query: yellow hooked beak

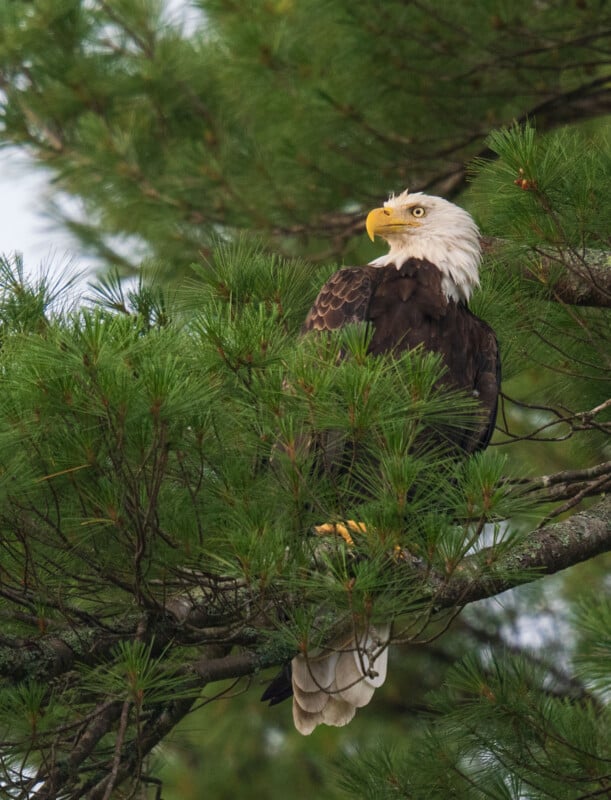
[365,206,420,241]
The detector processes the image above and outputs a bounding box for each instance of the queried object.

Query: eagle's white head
[366,190,481,302]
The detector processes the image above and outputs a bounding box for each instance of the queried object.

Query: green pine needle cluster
[338,651,610,800]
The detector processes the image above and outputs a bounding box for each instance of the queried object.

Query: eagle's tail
[261,522,389,733]
[290,624,390,735]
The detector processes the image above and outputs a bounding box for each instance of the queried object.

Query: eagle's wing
[297,267,376,473]
[302,267,376,333]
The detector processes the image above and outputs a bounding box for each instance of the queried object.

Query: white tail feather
[291,624,390,735]
[291,649,339,693]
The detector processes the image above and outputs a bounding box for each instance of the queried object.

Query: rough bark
[425,496,611,606]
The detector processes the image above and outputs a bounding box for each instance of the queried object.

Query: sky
[0,148,78,281]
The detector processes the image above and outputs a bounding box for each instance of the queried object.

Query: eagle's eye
[411,206,426,218]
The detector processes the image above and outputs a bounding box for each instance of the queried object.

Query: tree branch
[34,701,125,800]
[82,691,199,800]
[482,238,611,308]
[427,496,611,607]
[518,461,611,491]
[2,499,608,693]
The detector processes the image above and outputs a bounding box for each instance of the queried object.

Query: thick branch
[535,250,611,308]
[34,701,125,800]
[428,496,611,607]
[83,691,199,800]
[0,616,145,684]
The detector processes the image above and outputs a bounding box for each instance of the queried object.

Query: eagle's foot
[313,520,367,546]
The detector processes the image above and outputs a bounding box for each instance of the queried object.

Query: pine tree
[0,2,609,798]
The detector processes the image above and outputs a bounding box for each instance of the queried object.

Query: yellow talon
[313,520,367,546]
[346,520,367,534]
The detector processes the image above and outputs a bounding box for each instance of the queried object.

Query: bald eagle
[263,190,500,734]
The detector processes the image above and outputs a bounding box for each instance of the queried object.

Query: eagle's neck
[369,236,481,303]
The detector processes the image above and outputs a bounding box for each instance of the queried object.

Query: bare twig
[101,701,131,800]
[495,394,611,444]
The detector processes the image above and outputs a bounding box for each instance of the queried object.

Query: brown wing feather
[302,267,377,333]
[465,313,500,451]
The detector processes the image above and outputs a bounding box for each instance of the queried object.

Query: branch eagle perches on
[1,496,610,689]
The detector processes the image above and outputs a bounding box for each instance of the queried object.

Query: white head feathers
[367,190,481,302]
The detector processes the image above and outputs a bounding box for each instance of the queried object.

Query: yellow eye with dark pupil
[411,206,425,218]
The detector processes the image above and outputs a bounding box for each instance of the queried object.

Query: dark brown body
[303,258,500,451]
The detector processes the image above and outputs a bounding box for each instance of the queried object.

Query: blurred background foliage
[0,0,609,269]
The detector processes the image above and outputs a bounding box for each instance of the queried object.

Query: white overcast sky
[0,148,77,279]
